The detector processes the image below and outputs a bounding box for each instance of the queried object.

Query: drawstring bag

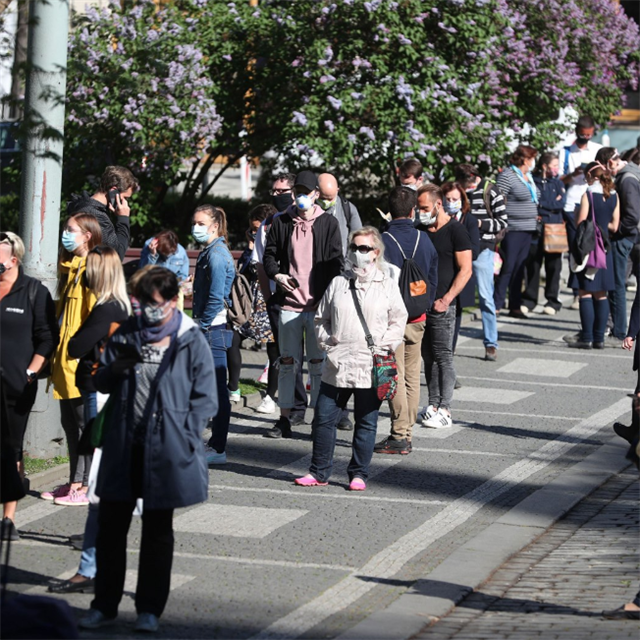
[585,192,607,270]
[349,279,398,401]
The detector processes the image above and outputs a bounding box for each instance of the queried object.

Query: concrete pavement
[4,285,638,639]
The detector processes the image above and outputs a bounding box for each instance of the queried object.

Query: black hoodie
[613,162,640,241]
[67,192,130,260]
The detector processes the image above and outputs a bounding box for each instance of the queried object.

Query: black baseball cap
[294,170,319,192]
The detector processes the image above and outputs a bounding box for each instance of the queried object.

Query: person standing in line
[0,232,58,540]
[454,163,507,362]
[417,184,472,429]
[521,152,567,316]
[79,268,215,633]
[374,187,438,455]
[191,205,236,465]
[397,157,425,190]
[41,214,102,505]
[295,227,407,490]
[493,145,540,318]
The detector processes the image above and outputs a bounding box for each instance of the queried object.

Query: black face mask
[272,192,294,212]
[576,136,591,146]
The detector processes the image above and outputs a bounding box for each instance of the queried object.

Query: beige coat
[315,268,407,389]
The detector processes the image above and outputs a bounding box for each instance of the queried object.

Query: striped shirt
[495,168,540,233]
[468,179,508,251]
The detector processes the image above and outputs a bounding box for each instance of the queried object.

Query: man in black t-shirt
[416,184,472,429]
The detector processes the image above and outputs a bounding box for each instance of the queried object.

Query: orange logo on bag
[410,281,427,297]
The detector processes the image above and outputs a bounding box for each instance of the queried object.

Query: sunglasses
[349,243,376,254]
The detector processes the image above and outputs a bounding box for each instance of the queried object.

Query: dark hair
[595,147,618,165]
[576,115,596,131]
[441,181,470,216]
[417,182,444,205]
[249,203,277,223]
[388,186,417,219]
[193,204,228,243]
[584,162,614,199]
[621,148,640,164]
[534,151,559,176]
[509,144,537,166]
[454,163,481,189]
[272,172,296,188]
[399,158,423,180]
[134,266,179,303]
[99,165,139,194]
[154,230,179,258]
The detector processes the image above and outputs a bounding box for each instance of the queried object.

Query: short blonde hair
[0,231,25,264]
[349,226,388,272]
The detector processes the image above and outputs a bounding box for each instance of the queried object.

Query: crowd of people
[1,115,639,631]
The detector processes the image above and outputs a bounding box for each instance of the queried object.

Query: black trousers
[92,500,174,618]
[521,234,563,311]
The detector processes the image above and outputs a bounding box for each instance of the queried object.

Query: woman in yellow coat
[41,213,101,505]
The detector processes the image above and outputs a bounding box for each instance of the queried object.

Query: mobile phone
[107,187,121,209]
[113,342,142,363]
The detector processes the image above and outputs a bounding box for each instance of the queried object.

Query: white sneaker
[519,305,531,317]
[255,394,276,414]
[424,408,453,429]
[542,306,557,316]
[419,405,438,426]
[229,389,242,404]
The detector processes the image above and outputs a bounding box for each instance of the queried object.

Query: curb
[336,436,631,640]
[24,464,69,494]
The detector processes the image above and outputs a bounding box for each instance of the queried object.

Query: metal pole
[18,0,69,460]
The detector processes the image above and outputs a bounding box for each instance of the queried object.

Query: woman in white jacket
[295,227,407,491]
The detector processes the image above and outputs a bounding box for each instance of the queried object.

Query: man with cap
[263,170,344,438]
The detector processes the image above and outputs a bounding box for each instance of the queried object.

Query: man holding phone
[67,166,139,261]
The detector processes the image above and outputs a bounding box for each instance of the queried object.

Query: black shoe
[48,577,95,594]
[264,416,292,439]
[373,437,411,455]
[602,605,640,620]
[337,417,353,431]
[562,332,581,344]
[613,421,637,444]
[289,413,306,426]
[593,341,605,349]
[1,518,19,542]
[568,340,592,349]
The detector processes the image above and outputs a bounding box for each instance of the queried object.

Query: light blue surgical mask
[192,224,212,244]
[61,230,79,252]
[295,194,313,211]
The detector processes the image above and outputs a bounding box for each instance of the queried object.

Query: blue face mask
[192,224,212,244]
[61,230,79,252]
[444,200,462,216]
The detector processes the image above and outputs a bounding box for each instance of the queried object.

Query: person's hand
[148,238,158,256]
[433,298,449,313]
[622,336,635,351]
[572,166,584,177]
[275,274,297,292]
[114,193,130,218]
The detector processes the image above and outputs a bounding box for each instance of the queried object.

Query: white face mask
[419,204,438,226]
[348,250,375,270]
[295,194,314,211]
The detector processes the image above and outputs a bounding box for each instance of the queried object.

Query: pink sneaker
[54,489,89,506]
[294,474,328,487]
[40,484,70,501]
[349,478,366,492]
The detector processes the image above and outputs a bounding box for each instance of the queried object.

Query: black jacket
[67,192,130,260]
[263,208,344,305]
[0,269,59,395]
[613,163,640,242]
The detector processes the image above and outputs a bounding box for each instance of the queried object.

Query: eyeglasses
[269,188,292,196]
[349,243,376,254]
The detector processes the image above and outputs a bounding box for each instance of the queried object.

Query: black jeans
[92,500,174,618]
[521,233,563,311]
[60,397,91,485]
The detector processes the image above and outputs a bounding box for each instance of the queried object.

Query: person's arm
[464,213,480,260]
[197,248,229,330]
[68,304,115,359]
[187,331,218,424]
[554,179,567,212]
[624,285,639,348]
[618,175,640,236]
[379,280,408,351]
[29,284,59,374]
[575,192,589,226]
[262,219,281,280]
[609,197,620,234]
[256,263,272,302]
[138,239,157,268]
[314,280,336,351]
[434,249,472,312]
[426,243,439,310]
[111,194,131,261]
[176,245,190,283]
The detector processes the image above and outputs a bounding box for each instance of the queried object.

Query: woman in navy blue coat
[80,267,216,633]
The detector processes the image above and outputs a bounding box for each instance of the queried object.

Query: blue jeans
[204,324,233,453]
[422,305,457,410]
[610,237,634,339]
[310,382,382,483]
[474,249,499,348]
[278,310,324,409]
[78,503,99,578]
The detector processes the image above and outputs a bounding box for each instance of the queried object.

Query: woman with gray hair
[295,227,407,491]
[0,231,58,540]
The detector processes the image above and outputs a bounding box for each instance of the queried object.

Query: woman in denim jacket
[191,205,236,465]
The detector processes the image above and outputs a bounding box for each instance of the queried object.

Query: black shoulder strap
[27,277,39,311]
[339,195,352,226]
[349,278,375,351]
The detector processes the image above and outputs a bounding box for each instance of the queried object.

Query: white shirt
[251,213,284,294]
[559,140,602,212]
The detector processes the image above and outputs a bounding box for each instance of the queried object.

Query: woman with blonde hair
[0,231,58,540]
[41,213,102,504]
[296,227,407,491]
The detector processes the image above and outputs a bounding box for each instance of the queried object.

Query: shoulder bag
[543,223,569,254]
[349,279,398,401]
[585,192,607,270]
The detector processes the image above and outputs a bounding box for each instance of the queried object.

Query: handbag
[543,223,569,253]
[585,192,607,270]
[90,395,114,448]
[349,279,398,401]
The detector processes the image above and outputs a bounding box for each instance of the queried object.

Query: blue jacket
[192,237,235,330]
[94,313,216,510]
[139,238,190,283]
[533,175,566,224]
[382,218,439,314]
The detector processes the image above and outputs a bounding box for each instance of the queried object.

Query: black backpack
[383,231,429,319]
